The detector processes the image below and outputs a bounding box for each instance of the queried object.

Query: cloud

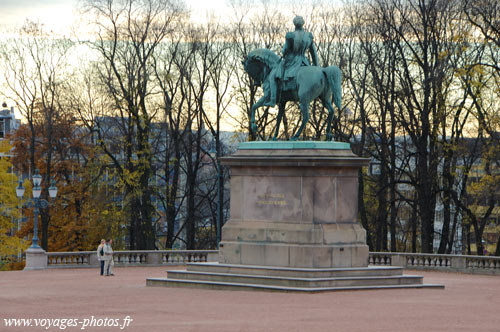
[0,0,77,32]
[1,0,69,9]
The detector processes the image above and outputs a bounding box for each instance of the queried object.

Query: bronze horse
[243,48,342,141]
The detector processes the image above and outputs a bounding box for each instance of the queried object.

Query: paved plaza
[1,266,499,331]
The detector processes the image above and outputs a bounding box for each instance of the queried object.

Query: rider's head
[293,16,304,29]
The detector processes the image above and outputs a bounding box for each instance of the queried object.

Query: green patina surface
[243,16,343,142]
[239,141,351,150]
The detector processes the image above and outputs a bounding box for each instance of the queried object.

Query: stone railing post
[390,254,407,268]
[88,252,99,267]
[451,256,467,271]
[207,251,219,262]
[147,251,162,265]
[24,247,48,270]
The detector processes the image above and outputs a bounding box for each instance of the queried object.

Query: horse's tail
[323,66,342,110]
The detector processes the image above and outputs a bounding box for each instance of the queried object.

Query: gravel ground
[1,266,500,332]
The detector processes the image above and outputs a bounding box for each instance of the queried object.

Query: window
[0,119,4,138]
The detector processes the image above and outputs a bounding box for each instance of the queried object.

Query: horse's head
[243,48,280,86]
[243,57,266,86]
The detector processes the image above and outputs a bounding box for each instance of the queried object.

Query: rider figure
[264,16,319,107]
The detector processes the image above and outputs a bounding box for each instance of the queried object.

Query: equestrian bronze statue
[243,16,342,141]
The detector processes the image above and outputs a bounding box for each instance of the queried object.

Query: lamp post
[16,179,25,259]
[18,169,58,270]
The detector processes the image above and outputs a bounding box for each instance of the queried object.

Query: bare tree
[80,0,184,249]
[0,21,73,250]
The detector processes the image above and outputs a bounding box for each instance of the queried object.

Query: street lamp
[48,178,58,199]
[16,169,58,250]
[16,179,25,201]
[369,161,382,176]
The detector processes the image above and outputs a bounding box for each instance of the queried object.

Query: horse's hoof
[290,137,298,141]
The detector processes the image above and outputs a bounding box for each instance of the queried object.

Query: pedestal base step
[186,262,404,277]
[146,263,444,292]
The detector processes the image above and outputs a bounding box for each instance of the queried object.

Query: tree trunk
[411,200,418,253]
[185,173,196,249]
[494,235,500,257]
[165,151,180,249]
[417,136,436,253]
[438,155,452,254]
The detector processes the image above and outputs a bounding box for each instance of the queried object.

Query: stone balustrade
[38,250,500,275]
[46,250,219,268]
[47,252,93,266]
[369,252,500,275]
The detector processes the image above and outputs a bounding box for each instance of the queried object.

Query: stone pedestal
[219,141,369,268]
[24,247,47,270]
[147,142,443,292]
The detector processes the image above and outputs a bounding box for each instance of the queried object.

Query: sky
[0,0,344,37]
[0,0,77,32]
[0,0,232,34]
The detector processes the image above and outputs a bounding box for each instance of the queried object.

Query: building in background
[0,102,21,141]
[0,102,23,254]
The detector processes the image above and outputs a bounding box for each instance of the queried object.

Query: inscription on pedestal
[243,177,302,222]
[257,193,287,206]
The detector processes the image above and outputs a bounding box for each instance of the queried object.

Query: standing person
[97,239,106,276]
[103,239,115,276]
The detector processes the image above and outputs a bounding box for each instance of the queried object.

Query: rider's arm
[309,32,319,66]
[282,32,293,56]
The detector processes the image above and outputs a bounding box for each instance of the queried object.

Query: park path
[1,266,500,331]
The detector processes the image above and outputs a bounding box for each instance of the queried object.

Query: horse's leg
[292,67,326,140]
[292,99,310,141]
[322,95,336,141]
[250,96,267,135]
[272,101,286,141]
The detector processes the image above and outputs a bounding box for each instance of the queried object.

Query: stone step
[166,270,423,288]
[186,262,403,278]
[146,277,444,293]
